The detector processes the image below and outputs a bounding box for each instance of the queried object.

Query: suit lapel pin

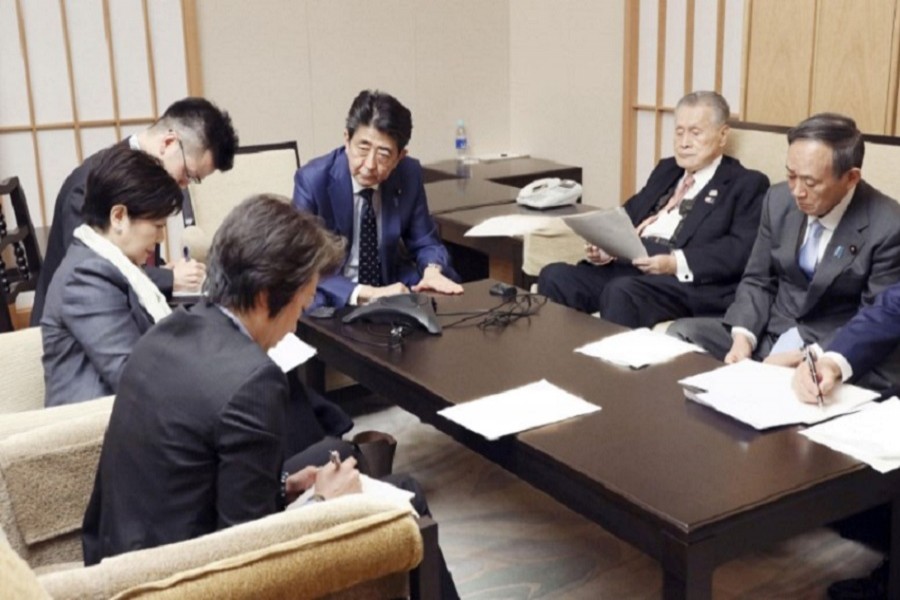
[834,246,844,259]
[709,189,718,197]
[704,196,715,204]
[849,244,858,255]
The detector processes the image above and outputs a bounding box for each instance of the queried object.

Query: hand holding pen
[802,345,825,409]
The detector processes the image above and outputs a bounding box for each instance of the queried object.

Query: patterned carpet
[348,398,883,600]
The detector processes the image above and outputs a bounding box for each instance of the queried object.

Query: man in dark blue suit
[794,281,900,402]
[538,91,769,328]
[791,285,900,600]
[293,90,462,309]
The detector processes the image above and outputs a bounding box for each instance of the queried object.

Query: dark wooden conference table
[421,157,587,286]
[299,280,900,600]
[435,202,596,287]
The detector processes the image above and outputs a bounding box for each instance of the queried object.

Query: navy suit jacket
[829,282,900,381]
[292,147,457,308]
[724,180,900,347]
[624,156,768,287]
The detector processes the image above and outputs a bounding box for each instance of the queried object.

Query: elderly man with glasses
[293,89,462,309]
[30,97,239,325]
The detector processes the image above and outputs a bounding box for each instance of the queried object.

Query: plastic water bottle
[455,119,468,159]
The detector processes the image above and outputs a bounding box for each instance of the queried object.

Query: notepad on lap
[678,360,878,429]
[287,475,415,511]
[437,379,600,440]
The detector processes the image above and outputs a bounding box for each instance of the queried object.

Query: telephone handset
[516,177,582,210]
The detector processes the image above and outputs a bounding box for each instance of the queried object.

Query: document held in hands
[678,360,879,430]
[562,208,648,260]
[438,379,600,440]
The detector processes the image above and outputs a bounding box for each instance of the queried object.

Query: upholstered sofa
[0,398,431,599]
[0,326,45,413]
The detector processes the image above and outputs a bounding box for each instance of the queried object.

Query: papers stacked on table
[801,398,900,473]
[464,215,559,237]
[438,379,600,440]
[575,328,705,368]
[678,360,878,430]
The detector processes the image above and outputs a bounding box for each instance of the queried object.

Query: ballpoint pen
[802,345,825,409]
[329,450,341,469]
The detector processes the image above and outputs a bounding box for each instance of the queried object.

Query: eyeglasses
[177,138,203,185]
[349,140,396,167]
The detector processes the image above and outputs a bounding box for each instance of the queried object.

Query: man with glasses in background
[293,89,462,309]
[30,97,239,325]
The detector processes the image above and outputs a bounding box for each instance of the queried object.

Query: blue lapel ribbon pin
[834,246,844,259]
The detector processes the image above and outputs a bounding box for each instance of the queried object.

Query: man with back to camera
[30,97,239,325]
[669,113,900,371]
[538,91,769,328]
[82,195,460,598]
[292,89,463,310]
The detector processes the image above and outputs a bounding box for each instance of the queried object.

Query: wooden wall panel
[743,0,816,126]
[811,0,895,133]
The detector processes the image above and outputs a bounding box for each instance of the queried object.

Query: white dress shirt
[641,156,722,282]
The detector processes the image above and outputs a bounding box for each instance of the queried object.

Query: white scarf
[73,224,172,323]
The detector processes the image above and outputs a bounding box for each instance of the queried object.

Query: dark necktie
[357,188,381,286]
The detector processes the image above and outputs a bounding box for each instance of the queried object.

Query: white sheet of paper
[464,215,559,238]
[801,398,900,473]
[562,208,648,260]
[287,474,415,510]
[267,333,317,373]
[437,379,600,440]
[575,328,706,368]
[679,360,878,429]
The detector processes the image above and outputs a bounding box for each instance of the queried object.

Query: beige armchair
[0,326,45,413]
[0,399,433,599]
[182,142,299,263]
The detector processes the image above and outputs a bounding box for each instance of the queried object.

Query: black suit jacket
[30,142,174,325]
[624,156,769,287]
[82,303,287,565]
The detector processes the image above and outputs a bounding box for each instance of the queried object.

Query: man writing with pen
[790,286,900,600]
[669,114,900,376]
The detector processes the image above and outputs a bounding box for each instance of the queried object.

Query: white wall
[197,1,625,205]
[509,1,625,207]
[196,0,512,165]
